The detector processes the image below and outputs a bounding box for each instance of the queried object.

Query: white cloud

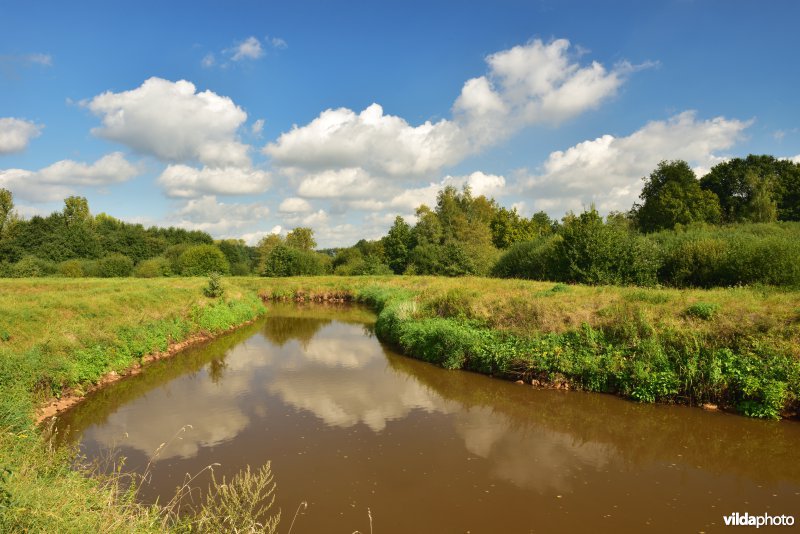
[157,164,271,198]
[251,119,265,136]
[171,195,270,235]
[0,152,138,202]
[791,155,800,164]
[201,53,215,68]
[520,111,750,215]
[35,152,138,185]
[270,37,288,50]
[266,103,466,178]
[85,77,250,167]
[296,166,385,198]
[265,38,633,203]
[0,117,42,154]
[278,197,312,213]
[229,36,264,61]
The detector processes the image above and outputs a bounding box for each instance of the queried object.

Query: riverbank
[243,276,800,419]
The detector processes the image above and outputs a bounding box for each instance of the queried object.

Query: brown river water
[55,303,800,533]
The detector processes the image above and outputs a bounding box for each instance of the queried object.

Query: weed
[685,302,720,320]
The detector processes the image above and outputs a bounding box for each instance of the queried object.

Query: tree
[633,160,721,232]
[700,155,800,222]
[744,170,778,222]
[383,216,412,274]
[0,188,18,239]
[411,205,442,247]
[63,196,91,227]
[490,207,544,249]
[285,227,316,251]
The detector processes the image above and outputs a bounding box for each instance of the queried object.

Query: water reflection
[55,303,800,533]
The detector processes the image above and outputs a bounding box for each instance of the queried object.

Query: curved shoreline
[35,317,262,425]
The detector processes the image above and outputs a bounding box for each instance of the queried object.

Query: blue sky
[1,0,799,247]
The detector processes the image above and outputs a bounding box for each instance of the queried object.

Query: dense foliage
[2,154,799,287]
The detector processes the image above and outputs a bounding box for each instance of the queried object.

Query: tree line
[1,154,799,287]
[327,154,800,287]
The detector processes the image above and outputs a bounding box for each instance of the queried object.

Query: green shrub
[685,302,720,320]
[556,209,659,286]
[261,245,328,277]
[651,222,800,288]
[80,259,101,277]
[491,235,561,279]
[11,256,56,278]
[97,253,134,277]
[229,261,252,276]
[133,257,171,278]
[204,272,225,298]
[334,255,393,275]
[57,259,84,278]
[179,244,230,276]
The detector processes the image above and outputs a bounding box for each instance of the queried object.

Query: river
[55,303,800,533]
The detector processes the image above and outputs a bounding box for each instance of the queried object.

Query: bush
[229,261,251,276]
[261,245,328,277]
[11,256,56,278]
[179,244,230,276]
[57,259,84,278]
[133,257,171,278]
[334,255,392,276]
[97,253,134,277]
[652,222,800,287]
[408,242,477,276]
[556,209,659,286]
[492,235,561,280]
[203,272,225,298]
[685,302,720,320]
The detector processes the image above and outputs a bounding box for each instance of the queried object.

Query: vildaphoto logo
[723,513,795,528]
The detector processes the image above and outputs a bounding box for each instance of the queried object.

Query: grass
[0,275,798,531]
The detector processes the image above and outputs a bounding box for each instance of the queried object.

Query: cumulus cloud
[266,103,466,178]
[519,111,750,215]
[265,38,632,197]
[278,197,312,213]
[251,119,265,136]
[0,152,138,202]
[84,77,250,167]
[170,195,270,235]
[296,166,386,198]
[157,164,271,198]
[0,117,42,154]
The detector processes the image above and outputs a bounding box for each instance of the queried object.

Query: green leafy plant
[685,302,720,320]
[203,272,225,298]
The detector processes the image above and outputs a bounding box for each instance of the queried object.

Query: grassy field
[1,276,798,531]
